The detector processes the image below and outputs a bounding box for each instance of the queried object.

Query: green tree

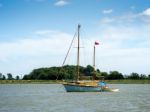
[84,65,94,76]
[107,71,124,80]
[128,72,140,79]
[7,73,13,80]
[16,75,20,80]
[100,72,108,79]
[94,72,104,80]
[23,75,31,80]
[22,65,133,80]
[96,69,100,73]
[0,73,2,80]
[2,75,6,80]
[140,74,147,79]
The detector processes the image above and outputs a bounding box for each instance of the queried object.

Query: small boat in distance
[62,24,119,92]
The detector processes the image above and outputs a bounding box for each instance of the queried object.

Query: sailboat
[62,24,101,92]
[63,24,119,92]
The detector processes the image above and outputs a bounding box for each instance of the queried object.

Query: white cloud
[54,0,69,7]
[141,8,150,16]
[0,29,105,76]
[82,29,150,75]
[0,30,73,75]
[100,8,150,25]
[35,30,62,36]
[97,48,150,74]
[102,9,113,14]
[99,17,115,24]
[0,25,150,75]
[97,8,150,74]
[1,7,150,75]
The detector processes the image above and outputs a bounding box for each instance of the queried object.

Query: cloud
[94,26,150,74]
[0,30,73,75]
[0,29,105,76]
[1,7,150,75]
[54,0,69,7]
[100,8,150,25]
[141,8,150,16]
[102,9,113,14]
[35,30,62,36]
[97,47,150,74]
[97,8,150,74]
[0,25,150,75]
[99,17,115,24]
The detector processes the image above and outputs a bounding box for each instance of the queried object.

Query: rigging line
[62,30,77,66]
[56,29,77,80]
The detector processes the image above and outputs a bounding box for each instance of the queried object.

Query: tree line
[1,65,150,80]
[23,65,150,80]
[0,73,20,80]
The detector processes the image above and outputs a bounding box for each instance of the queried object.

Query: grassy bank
[0,80,64,84]
[105,79,150,84]
[0,79,150,84]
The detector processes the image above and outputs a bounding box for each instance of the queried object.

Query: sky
[0,0,150,76]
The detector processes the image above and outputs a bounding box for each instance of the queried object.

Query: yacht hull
[63,84,102,92]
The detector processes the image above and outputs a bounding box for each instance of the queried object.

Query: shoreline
[0,80,150,84]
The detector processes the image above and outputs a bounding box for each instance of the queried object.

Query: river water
[0,84,149,112]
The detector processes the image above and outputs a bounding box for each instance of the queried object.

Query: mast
[93,45,96,79]
[77,24,80,82]
[93,41,99,79]
[93,45,96,71]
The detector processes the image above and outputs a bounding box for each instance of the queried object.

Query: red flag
[95,41,99,45]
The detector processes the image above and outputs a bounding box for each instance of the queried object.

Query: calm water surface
[0,84,149,112]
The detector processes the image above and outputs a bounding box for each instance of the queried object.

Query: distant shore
[105,79,150,84]
[0,80,150,84]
